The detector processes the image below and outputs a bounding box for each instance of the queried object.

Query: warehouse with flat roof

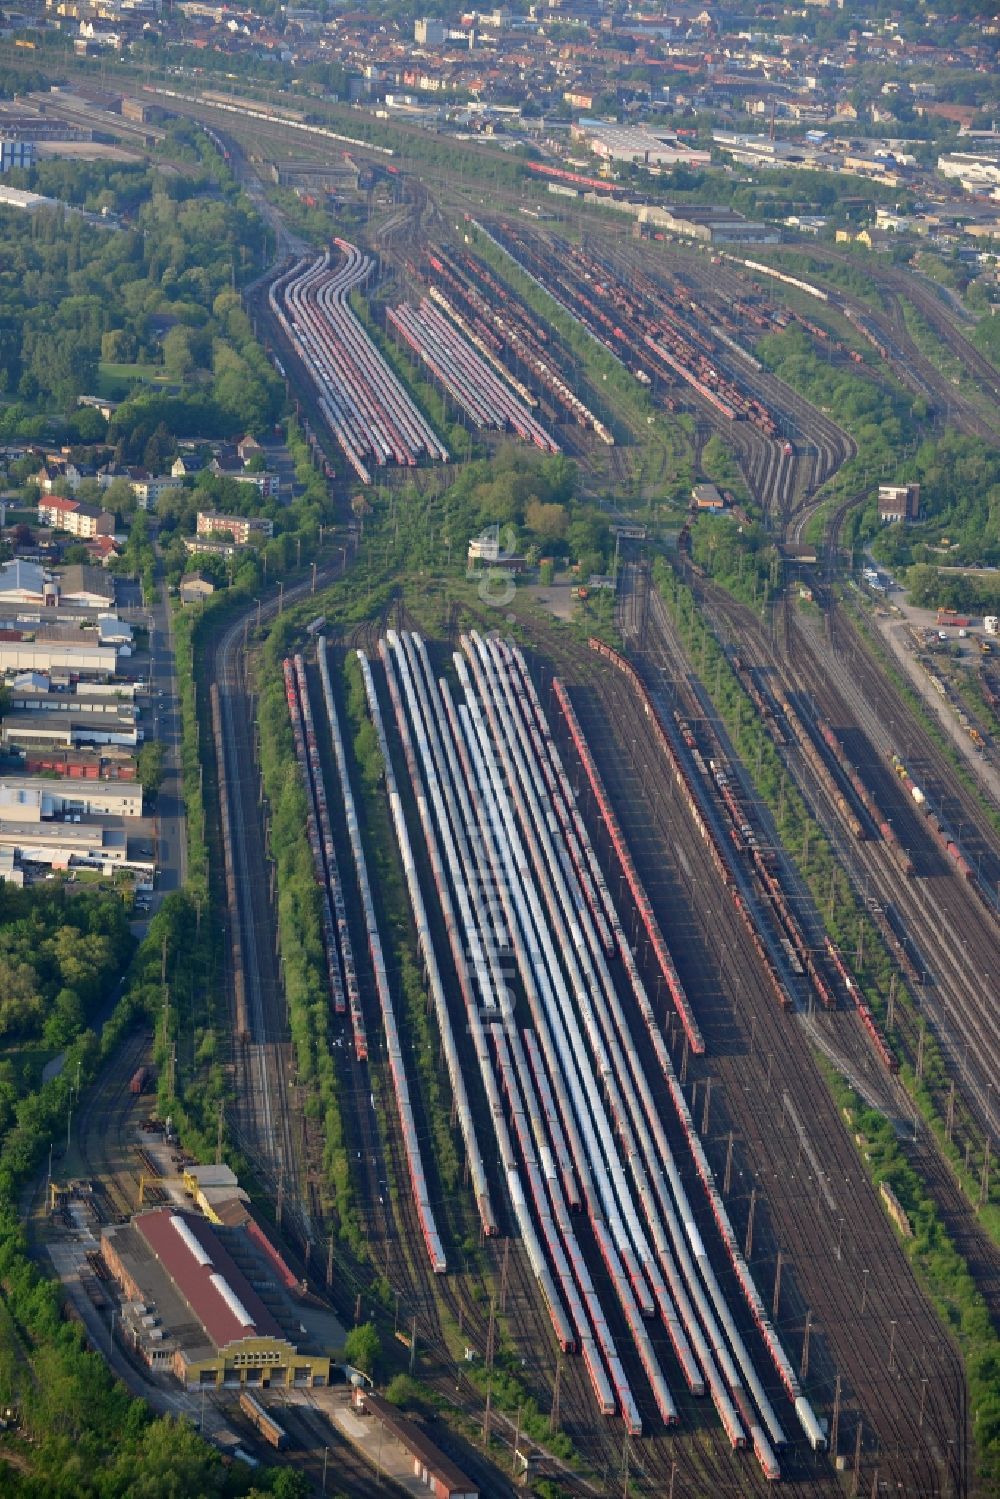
[101,1208,330,1390]
[0,774,142,818]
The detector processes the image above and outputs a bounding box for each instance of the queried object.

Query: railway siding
[538,614,972,1496]
[626,563,998,1489]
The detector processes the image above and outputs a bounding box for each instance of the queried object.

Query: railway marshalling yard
[42,84,1000,1499]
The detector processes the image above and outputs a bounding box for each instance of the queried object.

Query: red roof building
[101,1206,331,1389]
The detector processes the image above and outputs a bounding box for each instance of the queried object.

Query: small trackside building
[356,1391,479,1499]
[101,1208,330,1390]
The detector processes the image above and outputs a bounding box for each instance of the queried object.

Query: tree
[525,499,568,541]
[137,741,165,798]
[344,1321,381,1376]
[162,325,196,382]
[104,476,138,517]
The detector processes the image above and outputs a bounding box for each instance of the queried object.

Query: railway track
[597,583,971,1498]
[74,1029,155,1225]
[680,555,1000,1189]
[696,595,1000,1280]
[513,611,961,1497]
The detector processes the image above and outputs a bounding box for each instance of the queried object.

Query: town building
[878,483,920,523]
[179,573,217,604]
[414,17,447,45]
[0,140,36,172]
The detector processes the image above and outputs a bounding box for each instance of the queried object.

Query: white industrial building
[571,120,711,169]
[0,775,143,820]
[0,641,118,676]
[0,819,145,875]
[0,560,53,607]
[0,707,139,751]
[937,151,1000,190]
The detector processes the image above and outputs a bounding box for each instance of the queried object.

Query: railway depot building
[101,1208,330,1390]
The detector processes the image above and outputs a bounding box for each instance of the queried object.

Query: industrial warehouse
[100,1207,331,1390]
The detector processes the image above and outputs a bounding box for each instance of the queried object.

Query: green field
[97,361,171,399]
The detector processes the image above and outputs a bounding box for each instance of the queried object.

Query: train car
[129,1066,150,1097]
[238,1391,288,1451]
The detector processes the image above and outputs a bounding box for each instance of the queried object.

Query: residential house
[99,466,183,509]
[38,495,115,539]
[207,461,280,500]
[195,511,274,545]
[236,433,263,464]
[179,573,217,604]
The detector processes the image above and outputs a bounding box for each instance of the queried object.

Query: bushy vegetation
[0,885,131,1054]
[689,513,780,610]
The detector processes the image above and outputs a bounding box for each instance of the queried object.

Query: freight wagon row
[550,657,825,1465]
[891,755,975,882]
[210,681,248,1039]
[284,658,344,1018]
[386,297,559,451]
[592,639,899,1073]
[269,242,447,484]
[694,708,899,1069]
[592,637,805,1013]
[314,639,445,1269]
[425,247,613,441]
[387,627,832,1471]
[478,221,779,437]
[723,655,923,988]
[355,647,497,1242]
[287,657,361,1039]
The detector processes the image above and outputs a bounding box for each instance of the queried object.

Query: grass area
[96,361,171,399]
